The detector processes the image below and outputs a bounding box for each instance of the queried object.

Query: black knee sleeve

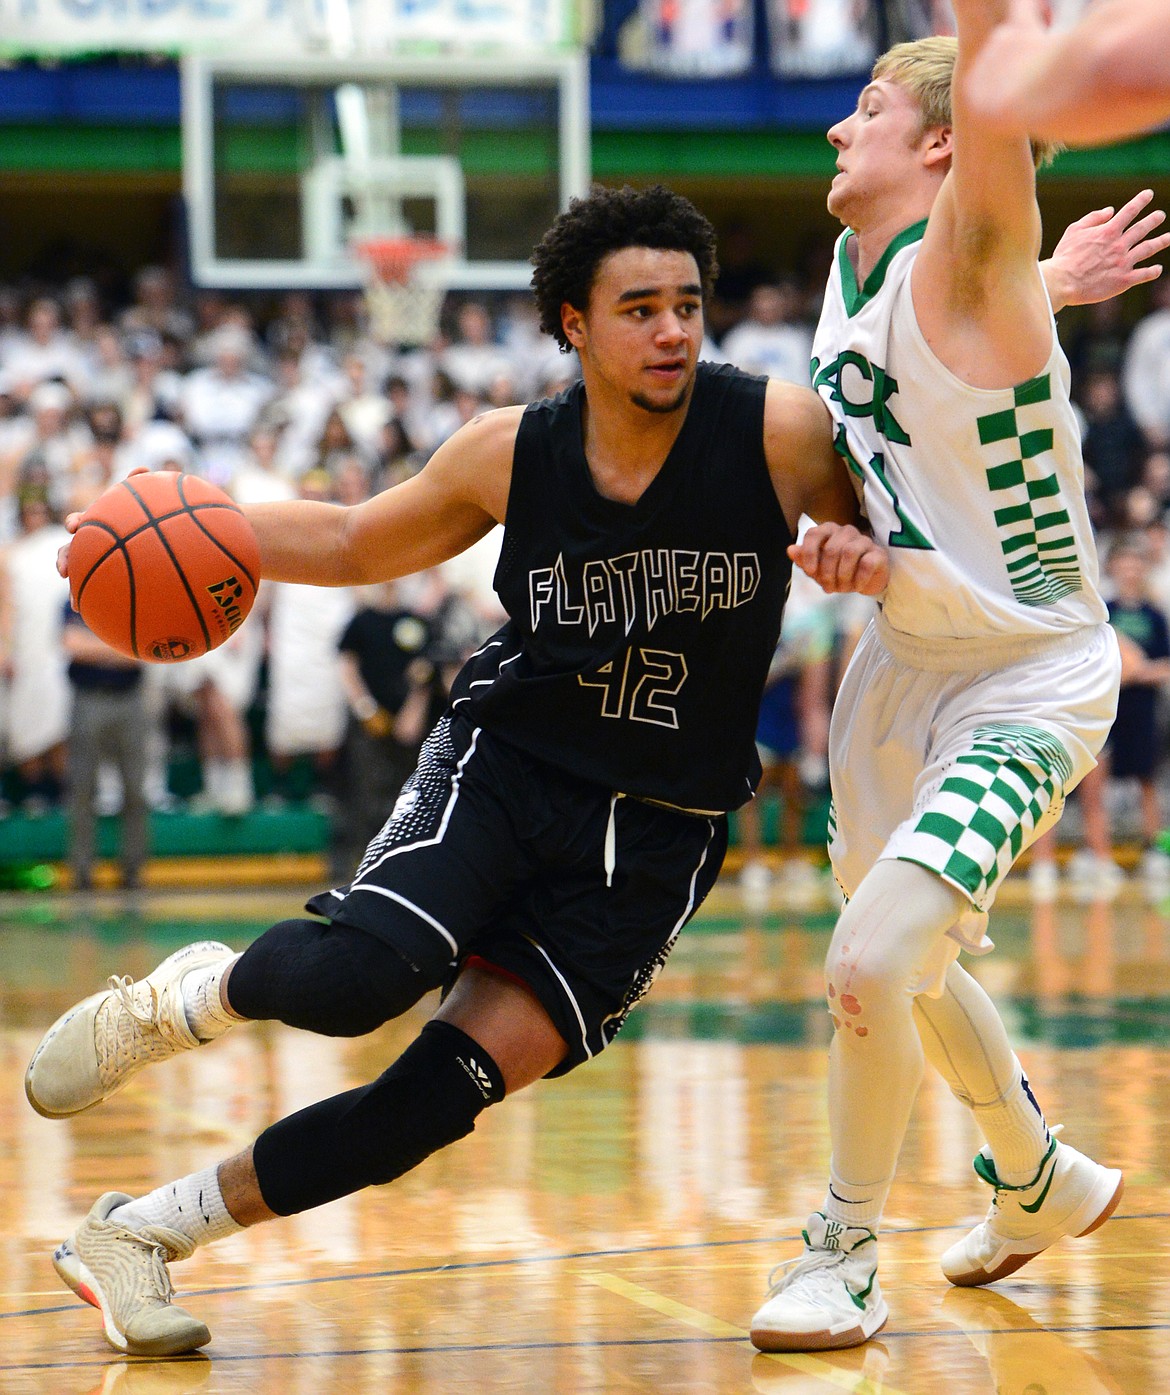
[252,1020,506,1215]
[228,918,434,1036]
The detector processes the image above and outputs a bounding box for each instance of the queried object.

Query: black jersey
[447,361,795,812]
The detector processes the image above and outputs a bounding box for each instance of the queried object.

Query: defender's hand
[1047,190,1169,308]
[788,523,888,597]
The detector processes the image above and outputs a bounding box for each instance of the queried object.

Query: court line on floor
[581,1272,911,1395]
[7,1211,1165,1319]
[6,1320,1169,1377]
[0,1335,765,1377]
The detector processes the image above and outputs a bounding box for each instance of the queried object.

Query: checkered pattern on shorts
[911,724,1074,902]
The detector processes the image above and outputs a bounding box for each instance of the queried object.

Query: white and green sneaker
[750,1213,889,1353]
[25,941,234,1118]
[941,1135,1123,1286]
[53,1191,210,1357]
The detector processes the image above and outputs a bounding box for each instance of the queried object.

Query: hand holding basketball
[67,471,261,663]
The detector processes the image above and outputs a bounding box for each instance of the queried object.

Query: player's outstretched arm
[56,410,519,590]
[248,407,516,585]
[967,0,1170,148]
[1043,190,1169,309]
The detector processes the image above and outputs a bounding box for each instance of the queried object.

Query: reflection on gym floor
[2,876,1168,1394]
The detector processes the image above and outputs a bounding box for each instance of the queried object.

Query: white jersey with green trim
[813,220,1106,641]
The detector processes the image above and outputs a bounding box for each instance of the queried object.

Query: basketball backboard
[181,50,590,292]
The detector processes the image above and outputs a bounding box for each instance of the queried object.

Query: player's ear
[561,302,586,350]
[924,123,953,170]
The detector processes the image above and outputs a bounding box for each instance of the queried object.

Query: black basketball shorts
[308,713,728,1074]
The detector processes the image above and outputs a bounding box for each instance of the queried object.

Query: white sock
[822,1164,889,1234]
[110,1165,242,1249]
[181,956,242,1042]
[972,1068,1052,1186]
[914,971,1052,1187]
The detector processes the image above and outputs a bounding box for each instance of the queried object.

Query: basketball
[69,471,261,663]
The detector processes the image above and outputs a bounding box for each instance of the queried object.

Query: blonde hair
[873,35,1060,168]
[873,35,956,135]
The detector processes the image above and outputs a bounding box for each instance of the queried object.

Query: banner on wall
[636,0,754,78]
[767,0,1100,78]
[0,0,573,57]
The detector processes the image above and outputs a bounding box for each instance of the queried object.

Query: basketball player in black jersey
[29,185,888,1357]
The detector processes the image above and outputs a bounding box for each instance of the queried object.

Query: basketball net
[351,237,450,348]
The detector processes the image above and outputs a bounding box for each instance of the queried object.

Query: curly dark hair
[530,185,719,351]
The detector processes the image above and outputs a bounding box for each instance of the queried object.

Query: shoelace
[109,974,160,1026]
[764,1246,848,1300]
[109,974,189,1044]
[100,1221,179,1306]
[110,976,165,1032]
[138,1239,177,1306]
[98,976,188,1083]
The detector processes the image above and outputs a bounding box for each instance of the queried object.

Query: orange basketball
[69,471,261,663]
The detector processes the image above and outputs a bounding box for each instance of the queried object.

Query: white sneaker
[940,1135,1124,1286]
[53,1191,210,1357]
[750,1213,889,1352]
[25,941,234,1118]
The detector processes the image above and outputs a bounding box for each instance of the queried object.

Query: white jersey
[814,221,1106,643]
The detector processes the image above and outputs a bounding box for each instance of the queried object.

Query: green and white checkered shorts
[828,618,1120,920]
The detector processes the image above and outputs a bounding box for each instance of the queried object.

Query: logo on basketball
[207,576,245,637]
[148,637,195,662]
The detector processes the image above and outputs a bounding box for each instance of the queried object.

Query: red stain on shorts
[839,993,862,1017]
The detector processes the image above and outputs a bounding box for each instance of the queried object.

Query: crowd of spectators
[1,245,1169,894]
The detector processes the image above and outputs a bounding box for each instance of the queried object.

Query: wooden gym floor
[1,874,1167,1395]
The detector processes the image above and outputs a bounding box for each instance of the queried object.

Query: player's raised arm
[232,407,514,588]
[915,1,1051,388]
[968,0,1170,147]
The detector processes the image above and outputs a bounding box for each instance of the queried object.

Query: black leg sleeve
[252,1020,506,1216]
[228,918,436,1037]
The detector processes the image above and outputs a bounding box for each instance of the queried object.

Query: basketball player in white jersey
[751,6,1160,1352]
[969,0,1170,147]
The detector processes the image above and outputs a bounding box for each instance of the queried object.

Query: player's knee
[824,930,912,1036]
[359,1020,505,1185]
[253,1020,506,1214]
[825,946,910,1026]
[228,917,433,1036]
